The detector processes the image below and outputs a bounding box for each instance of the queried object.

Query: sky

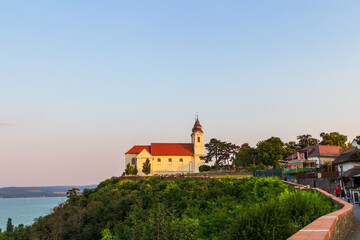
[0,1,359,187]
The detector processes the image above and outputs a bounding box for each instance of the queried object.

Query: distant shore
[0,185,96,198]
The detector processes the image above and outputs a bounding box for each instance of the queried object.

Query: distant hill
[0,185,97,198]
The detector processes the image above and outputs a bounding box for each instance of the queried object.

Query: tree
[202,138,229,168]
[297,134,318,149]
[199,165,211,172]
[319,132,347,148]
[125,163,138,175]
[234,143,257,167]
[142,158,151,175]
[355,136,360,145]
[284,141,298,158]
[257,137,286,168]
[133,165,138,175]
[6,218,14,233]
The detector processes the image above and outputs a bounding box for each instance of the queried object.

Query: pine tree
[6,218,14,233]
[142,158,151,175]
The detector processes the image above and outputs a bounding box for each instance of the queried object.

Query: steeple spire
[192,114,203,133]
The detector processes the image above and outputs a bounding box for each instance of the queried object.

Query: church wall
[151,155,194,175]
[125,154,137,167]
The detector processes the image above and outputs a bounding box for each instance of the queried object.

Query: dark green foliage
[234,145,257,167]
[297,134,319,149]
[202,138,240,168]
[12,177,335,240]
[125,163,138,175]
[142,158,151,175]
[257,137,286,168]
[355,136,360,145]
[6,218,13,233]
[199,165,211,172]
[320,132,347,148]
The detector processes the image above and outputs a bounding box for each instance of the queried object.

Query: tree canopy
[297,134,319,149]
[142,158,151,175]
[202,138,239,168]
[125,163,138,175]
[256,137,286,168]
[319,132,347,148]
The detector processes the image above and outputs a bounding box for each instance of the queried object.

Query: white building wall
[338,162,360,173]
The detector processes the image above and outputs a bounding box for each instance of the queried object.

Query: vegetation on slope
[1,177,335,240]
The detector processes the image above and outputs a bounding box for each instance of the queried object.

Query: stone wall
[286,182,354,240]
[298,178,339,193]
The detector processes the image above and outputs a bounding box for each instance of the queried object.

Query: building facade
[125,118,205,175]
[285,145,341,170]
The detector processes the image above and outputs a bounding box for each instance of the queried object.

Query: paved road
[347,200,360,240]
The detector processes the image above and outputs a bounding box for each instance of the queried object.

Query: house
[285,145,341,169]
[125,117,205,175]
[333,148,360,188]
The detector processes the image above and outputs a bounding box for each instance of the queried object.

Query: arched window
[197,137,200,142]
[179,158,183,162]
[131,158,136,165]
[157,158,161,163]
[168,158,172,162]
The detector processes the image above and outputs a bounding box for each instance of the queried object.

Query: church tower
[191,116,204,172]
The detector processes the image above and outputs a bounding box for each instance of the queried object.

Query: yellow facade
[125,118,205,175]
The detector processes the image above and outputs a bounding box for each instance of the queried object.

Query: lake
[0,197,65,231]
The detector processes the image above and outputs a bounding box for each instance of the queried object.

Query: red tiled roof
[126,143,194,156]
[151,143,194,156]
[125,145,151,154]
[285,145,341,160]
[308,145,341,157]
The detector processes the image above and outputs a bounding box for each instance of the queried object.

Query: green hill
[1,177,335,240]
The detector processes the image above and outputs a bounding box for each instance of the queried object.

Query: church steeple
[191,115,205,173]
[192,115,203,133]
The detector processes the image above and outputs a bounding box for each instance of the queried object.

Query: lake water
[0,197,65,231]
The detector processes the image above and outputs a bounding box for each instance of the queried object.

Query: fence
[253,170,283,177]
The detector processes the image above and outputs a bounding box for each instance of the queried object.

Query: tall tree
[284,141,298,157]
[202,138,227,167]
[234,144,257,167]
[142,158,151,175]
[224,142,241,168]
[125,163,133,175]
[125,163,138,175]
[257,137,286,168]
[6,218,14,233]
[319,132,347,148]
[133,165,138,175]
[297,134,318,149]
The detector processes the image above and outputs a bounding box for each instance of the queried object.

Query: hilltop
[1,176,335,240]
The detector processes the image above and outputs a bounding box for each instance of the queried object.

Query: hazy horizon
[1,1,359,187]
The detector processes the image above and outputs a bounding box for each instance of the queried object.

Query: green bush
[14,177,335,240]
[199,165,211,172]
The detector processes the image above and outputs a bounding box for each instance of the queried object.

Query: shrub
[199,165,211,172]
[19,177,335,240]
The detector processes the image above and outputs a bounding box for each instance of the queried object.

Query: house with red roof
[125,117,205,175]
[285,145,341,169]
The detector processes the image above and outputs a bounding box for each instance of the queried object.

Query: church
[125,117,205,175]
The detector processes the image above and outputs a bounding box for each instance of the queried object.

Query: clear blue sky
[1,1,359,187]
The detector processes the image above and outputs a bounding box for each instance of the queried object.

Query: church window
[168,158,172,162]
[131,158,136,165]
[179,158,183,162]
[157,158,161,162]
[198,137,200,142]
